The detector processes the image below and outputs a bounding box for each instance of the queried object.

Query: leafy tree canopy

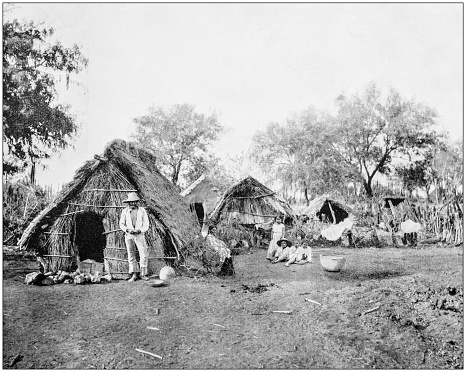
[430,139,463,201]
[132,103,223,186]
[183,153,236,192]
[3,19,88,181]
[396,138,463,202]
[252,106,350,204]
[332,82,440,196]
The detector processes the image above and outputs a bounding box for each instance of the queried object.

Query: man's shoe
[141,275,149,281]
[128,274,138,282]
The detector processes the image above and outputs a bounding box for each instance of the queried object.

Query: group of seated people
[268,233,312,267]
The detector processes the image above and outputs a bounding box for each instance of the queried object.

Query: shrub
[3,182,50,245]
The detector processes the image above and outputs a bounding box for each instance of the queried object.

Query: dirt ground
[3,244,463,369]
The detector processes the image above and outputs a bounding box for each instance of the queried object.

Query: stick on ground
[135,348,162,360]
[361,305,380,315]
[304,298,322,305]
[210,323,225,328]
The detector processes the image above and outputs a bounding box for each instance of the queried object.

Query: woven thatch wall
[302,195,352,224]
[180,174,223,216]
[19,139,200,278]
[209,176,295,226]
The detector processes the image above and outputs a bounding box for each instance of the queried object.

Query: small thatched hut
[18,139,200,279]
[209,176,295,226]
[302,195,352,224]
[180,174,224,226]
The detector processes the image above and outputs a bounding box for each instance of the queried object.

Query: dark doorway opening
[74,212,106,262]
[319,202,349,224]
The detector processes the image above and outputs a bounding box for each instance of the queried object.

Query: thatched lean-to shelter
[302,195,352,224]
[209,176,295,226]
[180,174,224,226]
[18,139,200,279]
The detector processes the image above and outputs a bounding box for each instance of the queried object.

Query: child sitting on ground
[272,238,294,264]
[285,233,312,267]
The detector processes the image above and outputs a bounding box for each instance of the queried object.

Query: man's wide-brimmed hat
[277,238,292,247]
[123,192,141,203]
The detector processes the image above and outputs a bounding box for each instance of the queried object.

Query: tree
[430,139,463,202]
[183,153,236,192]
[396,158,434,198]
[397,138,463,202]
[132,103,223,186]
[331,83,439,197]
[252,107,350,204]
[3,19,88,183]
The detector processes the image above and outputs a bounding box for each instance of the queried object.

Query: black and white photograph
[3,2,463,369]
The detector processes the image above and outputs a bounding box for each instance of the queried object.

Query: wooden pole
[327,202,337,224]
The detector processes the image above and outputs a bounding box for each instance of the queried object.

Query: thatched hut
[209,176,295,226]
[18,139,200,279]
[180,174,224,226]
[301,195,352,224]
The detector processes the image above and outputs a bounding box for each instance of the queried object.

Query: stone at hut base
[74,274,86,284]
[101,274,112,282]
[91,273,102,283]
[41,277,55,286]
[25,272,46,285]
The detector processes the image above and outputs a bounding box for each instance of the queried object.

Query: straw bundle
[44,214,74,271]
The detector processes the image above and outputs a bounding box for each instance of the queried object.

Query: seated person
[285,234,312,266]
[205,225,231,264]
[271,238,294,263]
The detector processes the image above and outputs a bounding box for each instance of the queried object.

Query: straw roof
[301,194,352,224]
[180,174,224,215]
[19,139,200,275]
[209,176,295,225]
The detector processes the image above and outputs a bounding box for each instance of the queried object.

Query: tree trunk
[29,160,36,185]
[171,162,182,185]
[425,185,431,203]
[304,187,309,206]
[363,178,373,197]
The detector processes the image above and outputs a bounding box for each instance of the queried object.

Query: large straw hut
[302,194,352,224]
[209,176,295,226]
[18,139,200,279]
[180,174,224,226]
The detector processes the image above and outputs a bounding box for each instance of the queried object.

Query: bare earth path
[3,245,463,369]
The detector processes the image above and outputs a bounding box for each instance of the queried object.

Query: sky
[4,2,463,190]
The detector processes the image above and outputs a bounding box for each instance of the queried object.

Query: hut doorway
[191,203,205,226]
[74,212,106,262]
[319,202,349,224]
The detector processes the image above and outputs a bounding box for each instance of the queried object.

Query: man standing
[119,192,150,282]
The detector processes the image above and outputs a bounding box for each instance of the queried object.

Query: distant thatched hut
[209,176,295,226]
[302,195,352,224]
[180,174,224,226]
[18,139,200,279]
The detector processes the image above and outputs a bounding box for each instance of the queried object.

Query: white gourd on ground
[159,266,176,280]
